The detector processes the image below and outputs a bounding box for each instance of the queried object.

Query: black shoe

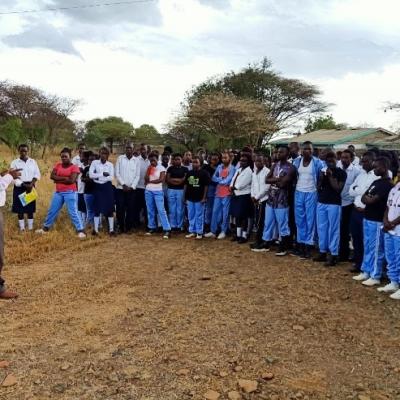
[290,247,302,257]
[92,230,98,236]
[145,229,155,236]
[313,252,327,262]
[163,231,171,239]
[251,241,270,252]
[276,235,290,256]
[231,236,238,242]
[237,237,248,244]
[250,241,261,249]
[109,231,117,237]
[303,245,312,259]
[324,255,338,267]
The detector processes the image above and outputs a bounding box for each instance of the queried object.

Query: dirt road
[1,234,400,399]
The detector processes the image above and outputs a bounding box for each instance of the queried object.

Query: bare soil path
[1,234,400,400]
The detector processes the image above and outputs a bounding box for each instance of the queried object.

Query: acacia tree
[185,58,328,144]
[167,92,275,150]
[0,81,79,157]
[85,116,134,153]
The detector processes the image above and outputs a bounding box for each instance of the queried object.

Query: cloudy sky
[1,0,400,132]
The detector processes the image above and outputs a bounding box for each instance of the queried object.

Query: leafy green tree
[85,116,134,153]
[0,118,25,153]
[167,92,275,150]
[185,58,327,144]
[134,124,164,146]
[305,114,346,132]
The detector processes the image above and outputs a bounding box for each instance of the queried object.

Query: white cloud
[0,0,399,131]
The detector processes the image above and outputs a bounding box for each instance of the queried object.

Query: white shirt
[115,155,140,190]
[71,156,85,193]
[89,160,114,184]
[230,166,253,196]
[251,166,270,202]
[0,174,13,207]
[72,155,81,166]
[146,165,166,191]
[10,157,41,187]
[137,156,151,189]
[387,183,400,236]
[349,169,380,209]
[339,163,361,206]
[296,159,316,192]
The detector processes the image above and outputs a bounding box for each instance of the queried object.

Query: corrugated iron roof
[274,128,394,145]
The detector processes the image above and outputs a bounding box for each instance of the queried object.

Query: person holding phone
[89,147,115,236]
[36,148,86,238]
[0,168,21,299]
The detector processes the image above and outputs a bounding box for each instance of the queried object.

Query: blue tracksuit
[209,164,235,234]
[167,188,185,229]
[262,206,290,241]
[293,157,323,245]
[145,189,171,231]
[384,233,400,283]
[316,203,341,255]
[361,219,385,279]
[44,191,84,231]
[205,185,216,226]
[187,201,205,234]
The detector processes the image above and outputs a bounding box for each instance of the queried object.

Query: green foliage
[305,114,345,132]
[171,57,327,149]
[133,124,165,147]
[0,118,25,151]
[85,116,134,152]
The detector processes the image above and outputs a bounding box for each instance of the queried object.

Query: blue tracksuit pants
[187,201,205,235]
[316,202,341,255]
[145,189,171,231]
[361,219,384,279]
[384,233,400,283]
[167,189,184,229]
[262,206,289,241]
[210,196,231,234]
[295,190,317,245]
[44,191,84,231]
[205,186,216,226]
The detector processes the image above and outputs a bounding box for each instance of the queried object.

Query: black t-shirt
[166,166,188,190]
[185,169,211,202]
[364,178,393,222]
[82,166,95,195]
[202,164,218,187]
[318,168,347,205]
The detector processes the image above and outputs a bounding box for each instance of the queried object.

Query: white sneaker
[389,289,400,300]
[362,278,381,286]
[204,232,216,238]
[196,234,203,240]
[377,282,399,293]
[77,232,86,239]
[35,228,48,234]
[353,272,369,281]
[185,233,195,238]
[217,232,226,240]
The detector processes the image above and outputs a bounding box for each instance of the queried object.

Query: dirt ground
[1,233,400,400]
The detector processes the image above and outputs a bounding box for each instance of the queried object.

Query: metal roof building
[274,128,398,149]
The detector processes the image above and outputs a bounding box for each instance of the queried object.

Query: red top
[216,166,231,198]
[53,163,80,192]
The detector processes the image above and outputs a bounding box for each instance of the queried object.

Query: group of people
[1,140,400,302]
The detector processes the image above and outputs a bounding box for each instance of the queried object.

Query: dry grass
[3,150,111,266]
